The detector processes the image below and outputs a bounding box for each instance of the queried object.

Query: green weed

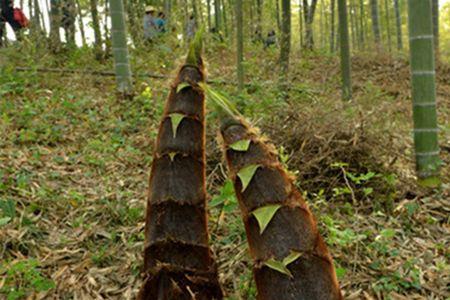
[0,259,55,299]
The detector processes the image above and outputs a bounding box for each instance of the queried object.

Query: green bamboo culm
[109,0,133,94]
[338,0,352,100]
[279,0,291,78]
[236,0,244,91]
[393,0,403,50]
[370,0,381,47]
[407,0,441,187]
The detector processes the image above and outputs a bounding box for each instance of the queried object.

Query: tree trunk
[299,0,304,49]
[109,0,133,95]
[164,0,172,28]
[349,0,356,49]
[407,0,441,186]
[63,0,76,46]
[359,0,365,49]
[221,0,229,37]
[49,0,61,50]
[256,0,263,41]
[431,0,439,57]
[197,0,205,27]
[75,0,86,46]
[280,0,290,77]
[303,0,318,50]
[370,0,381,47]
[124,0,139,46]
[28,0,34,19]
[353,0,361,49]
[236,0,244,91]
[320,0,324,48]
[214,0,221,32]
[33,0,42,33]
[90,0,103,57]
[384,0,392,52]
[207,0,212,31]
[183,0,189,40]
[324,0,329,50]
[338,0,352,100]
[139,39,223,300]
[249,0,254,36]
[330,0,336,52]
[393,0,402,50]
[0,21,6,47]
[192,0,199,25]
[103,0,111,55]
[276,0,281,32]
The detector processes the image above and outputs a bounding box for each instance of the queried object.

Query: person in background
[186,14,196,41]
[0,0,26,46]
[264,30,277,49]
[155,11,166,34]
[252,29,262,44]
[143,5,157,42]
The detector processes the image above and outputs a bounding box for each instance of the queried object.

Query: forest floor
[0,40,449,300]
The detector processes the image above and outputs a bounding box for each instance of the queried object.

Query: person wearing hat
[143,5,157,42]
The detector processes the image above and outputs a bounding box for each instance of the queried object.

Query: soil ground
[0,42,449,299]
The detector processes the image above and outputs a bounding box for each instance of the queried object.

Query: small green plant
[330,162,389,203]
[0,259,55,299]
[91,244,112,267]
[278,146,299,177]
[210,180,238,213]
[372,259,422,294]
[0,199,16,227]
[322,215,367,247]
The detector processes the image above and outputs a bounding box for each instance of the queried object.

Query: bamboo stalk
[109,0,133,94]
[370,0,381,47]
[338,0,352,100]
[393,0,402,50]
[236,0,244,91]
[407,0,441,186]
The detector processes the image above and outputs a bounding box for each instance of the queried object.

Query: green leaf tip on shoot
[229,139,251,152]
[263,251,303,278]
[282,251,302,266]
[237,164,260,192]
[168,152,177,161]
[176,82,191,93]
[251,204,282,234]
[199,82,242,124]
[169,113,185,138]
[186,27,205,66]
[264,258,292,277]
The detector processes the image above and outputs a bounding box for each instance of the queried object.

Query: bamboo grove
[0,0,444,298]
[3,0,441,56]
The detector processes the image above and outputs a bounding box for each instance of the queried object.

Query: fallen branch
[13,67,283,88]
[13,66,227,85]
